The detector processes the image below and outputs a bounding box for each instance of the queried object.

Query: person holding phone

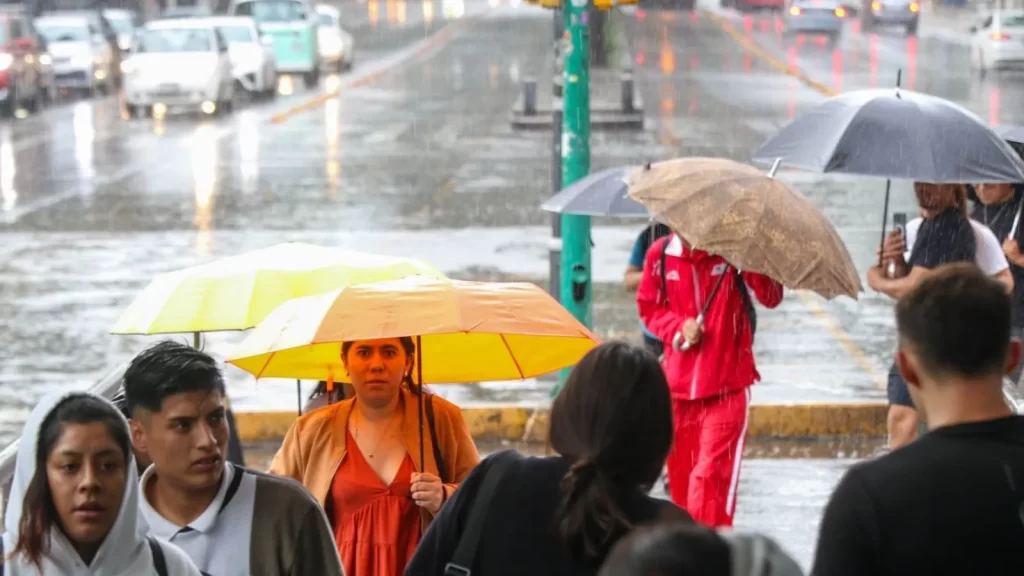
[873,183,1011,449]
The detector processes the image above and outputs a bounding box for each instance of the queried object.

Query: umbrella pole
[193,331,200,349]
[296,380,302,415]
[878,179,893,266]
[417,336,425,473]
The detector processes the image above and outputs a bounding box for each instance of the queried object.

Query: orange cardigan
[268,388,480,529]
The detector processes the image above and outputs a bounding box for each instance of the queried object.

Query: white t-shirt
[904,217,1009,275]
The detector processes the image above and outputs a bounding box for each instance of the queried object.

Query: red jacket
[637,235,784,401]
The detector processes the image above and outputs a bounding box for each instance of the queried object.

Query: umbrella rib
[255,349,277,381]
[499,334,526,380]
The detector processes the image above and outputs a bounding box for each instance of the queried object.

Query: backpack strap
[443,450,521,576]
[148,536,168,576]
[425,394,447,484]
[659,238,669,305]
[734,269,758,336]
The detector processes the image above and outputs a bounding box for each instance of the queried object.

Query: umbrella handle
[676,314,704,352]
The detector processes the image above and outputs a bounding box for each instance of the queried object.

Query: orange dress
[331,428,423,576]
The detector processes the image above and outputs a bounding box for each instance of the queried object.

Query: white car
[103,8,142,53]
[316,4,353,72]
[34,14,114,95]
[121,20,235,118]
[206,16,277,98]
[971,11,1024,75]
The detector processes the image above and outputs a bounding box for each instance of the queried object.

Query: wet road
[0,2,1016,423]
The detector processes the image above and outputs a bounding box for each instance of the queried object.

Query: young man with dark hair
[124,341,343,576]
[812,263,1024,576]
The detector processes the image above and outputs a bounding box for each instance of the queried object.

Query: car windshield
[1000,15,1024,27]
[136,28,213,53]
[35,22,89,43]
[318,12,336,27]
[219,25,254,43]
[235,1,307,23]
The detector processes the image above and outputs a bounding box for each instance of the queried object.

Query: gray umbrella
[541,166,649,217]
[752,88,1024,183]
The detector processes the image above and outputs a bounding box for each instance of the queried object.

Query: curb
[234,402,889,443]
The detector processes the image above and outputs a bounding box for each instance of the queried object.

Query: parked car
[206,15,277,97]
[970,10,1024,75]
[33,14,115,96]
[315,4,352,72]
[121,19,236,118]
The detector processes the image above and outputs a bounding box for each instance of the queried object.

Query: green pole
[552,0,592,398]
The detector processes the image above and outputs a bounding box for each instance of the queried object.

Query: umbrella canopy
[752,88,1024,183]
[626,157,862,300]
[540,166,648,217]
[226,276,601,382]
[995,124,1024,146]
[111,243,445,335]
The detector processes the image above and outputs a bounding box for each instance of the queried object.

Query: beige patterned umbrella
[626,157,862,300]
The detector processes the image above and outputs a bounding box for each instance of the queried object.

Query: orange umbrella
[226,276,600,383]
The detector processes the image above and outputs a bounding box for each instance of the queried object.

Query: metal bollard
[523,77,537,116]
[621,73,634,114]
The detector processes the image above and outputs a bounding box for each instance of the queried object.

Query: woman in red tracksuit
[636,233,784,528]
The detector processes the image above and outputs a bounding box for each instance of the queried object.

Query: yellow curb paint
[234,403,889,443]
[267,22,462,125]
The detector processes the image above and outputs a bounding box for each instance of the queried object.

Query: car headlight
[72,54,93,67]
[39,54,51,66]
[0,54,12,71]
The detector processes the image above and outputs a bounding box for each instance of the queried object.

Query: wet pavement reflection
[0,0,1013,433]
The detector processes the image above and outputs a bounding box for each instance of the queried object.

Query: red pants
[666,388,750,528]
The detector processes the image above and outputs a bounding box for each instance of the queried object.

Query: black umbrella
[752,87,1024,183]
[752,73,1024,260]
[540,166,648,217]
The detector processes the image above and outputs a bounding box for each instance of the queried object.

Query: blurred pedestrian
[406,341,692,576]
[271,337,479,576]
[1,391,200,575]
[624,223,672,356]
[599,523,804,576]
[870,183,982,449]
[812,263,1024,576]
[303,380,355,413]
[636,231,784,528]
[123,341,342,576]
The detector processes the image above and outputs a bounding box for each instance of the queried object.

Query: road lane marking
[704,9,887,388]
[267,17,471,125]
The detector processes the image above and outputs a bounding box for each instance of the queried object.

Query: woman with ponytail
[406,341,692,576]
[269,337,480,576]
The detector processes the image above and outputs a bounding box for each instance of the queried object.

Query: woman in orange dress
[269,336,480,575]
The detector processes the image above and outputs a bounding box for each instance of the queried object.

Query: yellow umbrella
[226,275,600,383]
[111,242,445,335]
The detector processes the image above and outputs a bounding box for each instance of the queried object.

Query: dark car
[0,9,47,116]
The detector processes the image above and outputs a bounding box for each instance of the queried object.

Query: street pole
[553,0,592,397]
[550,7,563,299]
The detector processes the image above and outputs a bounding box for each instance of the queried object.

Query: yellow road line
[267,22,464,125]
[705,9,886,387]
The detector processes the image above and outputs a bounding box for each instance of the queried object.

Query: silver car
[861,0,919,35]
[784,0,847,40]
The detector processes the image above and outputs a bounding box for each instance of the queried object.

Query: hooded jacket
[1,391,201,576]
[721,531,805,576]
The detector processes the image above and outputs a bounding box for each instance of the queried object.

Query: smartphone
[892,212,908,236]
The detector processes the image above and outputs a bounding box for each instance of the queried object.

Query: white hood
[2,391,149,575]
[46,41,92,61]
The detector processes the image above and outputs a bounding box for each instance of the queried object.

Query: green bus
[230,0,319,87]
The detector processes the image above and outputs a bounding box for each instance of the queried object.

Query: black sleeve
[810,468,883,576]
[911,220,975,270]
[404,453,494,576]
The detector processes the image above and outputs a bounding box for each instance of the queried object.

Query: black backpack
[659,241,757,336]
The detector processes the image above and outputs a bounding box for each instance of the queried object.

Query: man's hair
[896,263,1012,379]
[122,340,225,415]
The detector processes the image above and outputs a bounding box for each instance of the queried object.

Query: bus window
[234,1,308,23]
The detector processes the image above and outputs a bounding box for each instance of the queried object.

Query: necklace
[353,409,399,459]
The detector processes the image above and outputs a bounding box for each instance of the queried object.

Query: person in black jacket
[405,341,693,576]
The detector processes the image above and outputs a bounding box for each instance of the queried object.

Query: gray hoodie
[1,391,200,576]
